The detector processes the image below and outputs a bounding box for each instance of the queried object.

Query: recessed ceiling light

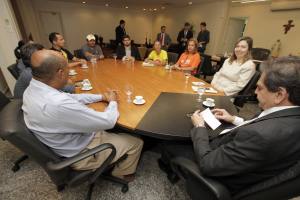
[125,6,128,8]
[154,8,157,11]
[161,6,165,10]
[105,3,109,6]
[82,1,86,4]
[188,1,193,5]
[143,8,146,11]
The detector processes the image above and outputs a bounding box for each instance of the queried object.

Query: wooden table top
[70,59,224,130]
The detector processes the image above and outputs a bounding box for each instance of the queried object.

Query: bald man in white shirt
[22,50,143,181]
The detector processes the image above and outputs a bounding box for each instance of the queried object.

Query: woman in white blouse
[211,36,256,96]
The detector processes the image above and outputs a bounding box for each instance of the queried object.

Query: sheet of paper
[205,87,218,94]
[200,108,222,130]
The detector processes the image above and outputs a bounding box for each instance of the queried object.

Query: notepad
[200,108,222,130]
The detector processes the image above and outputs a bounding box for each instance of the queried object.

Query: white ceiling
[50,0,223,9]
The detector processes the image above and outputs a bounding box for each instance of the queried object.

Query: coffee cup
[82,63,88,68]
[82,83,90,89]
[135,96,144,103]
[69,69,76,74]
[206,98,215,107]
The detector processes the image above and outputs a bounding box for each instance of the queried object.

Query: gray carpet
[0,103,271,200]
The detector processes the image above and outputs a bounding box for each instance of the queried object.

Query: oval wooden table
[69,59,225,138]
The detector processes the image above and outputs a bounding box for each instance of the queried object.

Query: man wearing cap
[82,34,104,61]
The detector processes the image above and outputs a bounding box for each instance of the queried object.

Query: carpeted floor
[4,103,298,200]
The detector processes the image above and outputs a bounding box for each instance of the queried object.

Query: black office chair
[234,71,261,108]
[196,54,220,81]
[0,100,129,200]
[7,63,19,80]
[0,91,10,111]
[167,43,180,53]
[167,52,179,64]
[251,48,271,61]
[74,49,85,59]
[171,157,300,200]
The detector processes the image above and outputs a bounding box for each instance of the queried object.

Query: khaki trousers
[72,131,143,176]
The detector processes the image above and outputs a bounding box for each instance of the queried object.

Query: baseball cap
[86,34,96,41]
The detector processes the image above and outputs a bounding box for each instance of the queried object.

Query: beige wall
[0,0,21,94]
[228,2,300,56]
[19,0,153,52]
[152,0,229,55]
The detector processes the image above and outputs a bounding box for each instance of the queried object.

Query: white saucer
[81,86,93,91]
[192,82,205,86]
[81,66,88,69]
[202,101,215,108]
[133,99,146,105]
[69,72,77,76]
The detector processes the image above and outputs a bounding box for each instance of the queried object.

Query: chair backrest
[239,71,261,96]
[7,63,19,80]
[198,54,217,77]
[167,43,180,53]
[0,100,69,186]
[137,47,148,60]
[251,48,271,61]
[0,91,10,111]
[73,49,85,59]
[234,71,261,107]
[167,52,179,64]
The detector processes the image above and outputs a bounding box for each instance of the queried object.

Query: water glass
[124,84,133,103]
[197,87,205,102]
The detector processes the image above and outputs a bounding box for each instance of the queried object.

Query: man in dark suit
[161,56,300,194]
[116,35,141,61]
[197,22,210,53]
[156,26,172,50]
[115,19,126,46]
[177,22,193,54]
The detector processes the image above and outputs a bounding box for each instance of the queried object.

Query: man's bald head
[31,50,67,81]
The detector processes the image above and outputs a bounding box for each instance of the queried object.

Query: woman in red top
[174,38,201,73]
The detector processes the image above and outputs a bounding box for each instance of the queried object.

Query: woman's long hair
[185,38,198,54]
[229,36,253,64]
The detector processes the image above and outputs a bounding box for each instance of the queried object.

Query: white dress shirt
[211,58,256,96]
[220,106,299,135]
[22,79,119,157]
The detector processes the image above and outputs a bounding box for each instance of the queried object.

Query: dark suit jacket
[177,29,193,47]
[156,33,172,46]
[115,25,126,45]
[191,107,300,194]
[116,45,141,61]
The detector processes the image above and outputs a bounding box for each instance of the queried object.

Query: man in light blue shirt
[22,50,143,180]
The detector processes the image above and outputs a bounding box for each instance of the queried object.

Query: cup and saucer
[133,96,146,105]
[69,69,77,76]
[81,63,88,69]
[81,83,93,91]
[202,98,215,108]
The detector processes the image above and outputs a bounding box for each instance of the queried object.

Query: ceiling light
[154,8,157,11]
[125,6,128,8]
[143,8,146,11]
[188,1,193,5]
[82,1,86,4]
[105,3,109,6]
[161,6,165,9]
[232,0,269,3]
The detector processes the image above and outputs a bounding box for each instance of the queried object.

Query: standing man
[82,34,104,61]
[156,26,172,50]
[197,22,210,53]
[115,19,126,46]
[49,32,86,67]
[177,22,193,54]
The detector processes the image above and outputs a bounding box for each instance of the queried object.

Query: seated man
[14,43,75,99]
[49,32,86,67]
[161,56,300,194]
[22,50,143,180]
[116,35,141,61]
[145,41,168,66]
[82,34,104,61]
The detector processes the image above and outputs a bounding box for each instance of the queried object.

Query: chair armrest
[47,143,116,171]
[171,157,232,200]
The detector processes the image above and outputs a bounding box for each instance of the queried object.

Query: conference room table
[69,59,236,140]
